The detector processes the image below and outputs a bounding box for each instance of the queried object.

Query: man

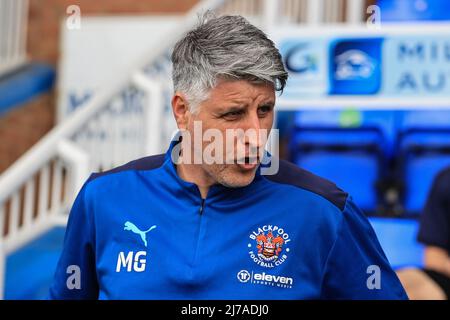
[49,13,407,299]
[397,167,450,300]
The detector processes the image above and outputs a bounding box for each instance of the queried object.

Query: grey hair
[171,12,288,113]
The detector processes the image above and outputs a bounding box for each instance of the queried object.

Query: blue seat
[290,127,382,147]
[294,110,397,157]
[401,147,450,214]
[289,126,385,213]
[397,111,450,214]
[296,150,380,211]
[368,217,423,269]
[399,110,450,131]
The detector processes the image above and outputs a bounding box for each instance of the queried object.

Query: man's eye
[258,105,272,116]
[223,110,244,119]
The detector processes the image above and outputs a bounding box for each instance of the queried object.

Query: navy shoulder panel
[265,159,348,211]
[434,166,450,189]
[88,154,166,183]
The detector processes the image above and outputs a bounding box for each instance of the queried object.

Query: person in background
[397,166,450,300]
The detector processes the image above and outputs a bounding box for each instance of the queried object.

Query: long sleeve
[320,198,408,299]
[48,178,99,299]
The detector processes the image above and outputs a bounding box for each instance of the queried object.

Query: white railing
[0,0,368,299]
[0,0,28,76]
[0,70,165,298]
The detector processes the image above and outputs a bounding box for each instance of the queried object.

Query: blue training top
[49,140,407,299]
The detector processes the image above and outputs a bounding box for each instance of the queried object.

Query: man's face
[182,80,275,188]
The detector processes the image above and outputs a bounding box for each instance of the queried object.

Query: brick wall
[0,91,55,173]
[0,0,198,174]
[27,0,199,66]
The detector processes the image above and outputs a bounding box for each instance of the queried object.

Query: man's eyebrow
[259,100,275,107]
[217,105,247,113]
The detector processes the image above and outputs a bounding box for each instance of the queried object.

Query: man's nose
[243,112,264,149]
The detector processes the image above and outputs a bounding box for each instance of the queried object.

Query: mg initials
[116,251,147,272]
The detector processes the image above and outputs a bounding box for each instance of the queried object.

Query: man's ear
[171,92,190,130]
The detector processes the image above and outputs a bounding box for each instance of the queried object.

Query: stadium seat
[397,111,450,214]
[398,131,450,214]
[289,126,385,213]
[402,152,450,214]
[369,217,423,269]
[296,150,380,211]
[290,110,397,213]
[399,110,450,130]
[293,110,397,157]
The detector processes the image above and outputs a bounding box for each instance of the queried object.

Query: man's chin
[218,164,258,188]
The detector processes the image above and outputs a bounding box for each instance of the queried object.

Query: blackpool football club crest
[248,225,291,268]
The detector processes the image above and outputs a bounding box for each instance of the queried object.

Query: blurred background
[1,0,450,299]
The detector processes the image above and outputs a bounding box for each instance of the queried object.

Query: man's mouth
[236,156,259,170]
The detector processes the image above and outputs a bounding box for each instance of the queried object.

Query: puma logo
[124,221,157,247]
